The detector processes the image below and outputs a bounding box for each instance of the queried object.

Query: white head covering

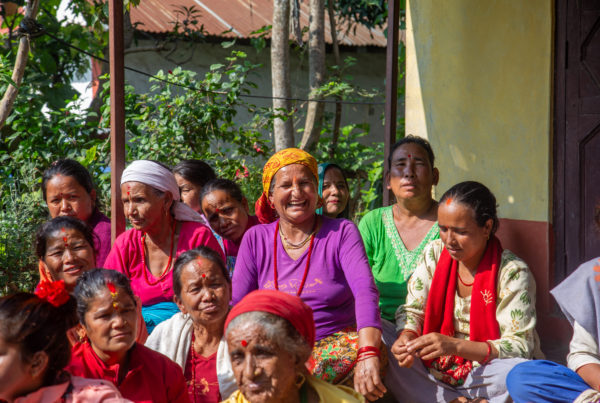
[120,160,203,223]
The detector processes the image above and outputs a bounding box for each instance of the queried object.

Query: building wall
[405,0,556,321]
[123,40,389,144]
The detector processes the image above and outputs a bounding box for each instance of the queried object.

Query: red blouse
[184,347,220,403]
[67,341,190,403]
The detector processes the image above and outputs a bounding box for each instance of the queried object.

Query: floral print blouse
[395,239,542,360]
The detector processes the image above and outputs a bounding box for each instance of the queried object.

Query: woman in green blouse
[359,135,440,323]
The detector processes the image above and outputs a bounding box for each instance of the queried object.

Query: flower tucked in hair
[35,279,70,307]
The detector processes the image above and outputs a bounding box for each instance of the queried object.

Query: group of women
[1,135,597,403]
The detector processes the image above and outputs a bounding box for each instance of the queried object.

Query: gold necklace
[279,218,318,249]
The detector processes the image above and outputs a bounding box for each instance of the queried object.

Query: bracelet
[481,341,492,365]
[401,329,420,338]
[357,346,381,360]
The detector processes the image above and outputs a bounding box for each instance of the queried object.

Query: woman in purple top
[233,148,386,402]
[42,159,111,267]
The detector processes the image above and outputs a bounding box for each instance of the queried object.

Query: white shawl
[145,312,237,398]
[121,160,203,223]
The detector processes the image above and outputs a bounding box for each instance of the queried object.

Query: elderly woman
[387,181,541,403]
[233,148,384,401]
[67,268,189,403]
[42,159,111,267]
[146,247,237,402]
[104,160,224,333]
[359,135,440,327]
[0,290,129,402]
[223,289,365,403]
[35,216,147,345]
[317,163,350,219]
[200,179,259,275]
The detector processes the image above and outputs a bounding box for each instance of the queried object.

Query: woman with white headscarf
[104,160,225,333]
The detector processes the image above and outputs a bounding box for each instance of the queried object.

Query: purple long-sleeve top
[232,216,381,341]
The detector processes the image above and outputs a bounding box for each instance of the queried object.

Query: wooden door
[555,0,600,282]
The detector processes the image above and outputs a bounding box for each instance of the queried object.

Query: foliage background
[0,0,402,294]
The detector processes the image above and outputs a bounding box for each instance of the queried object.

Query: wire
[34,25,386,106]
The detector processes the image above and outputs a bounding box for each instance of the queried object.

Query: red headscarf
[255,148,319,224]
[224,289,316,347]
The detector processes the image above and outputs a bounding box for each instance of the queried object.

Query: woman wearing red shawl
[222,289,365,403]
[234,148,384,401]
[388,181,542,403]
[66,268,189,403]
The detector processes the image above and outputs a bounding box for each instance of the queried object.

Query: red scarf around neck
[421,236,503,384]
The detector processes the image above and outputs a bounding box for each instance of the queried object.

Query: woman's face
[438,201,493,268]
[175,257,231,327]
[202,190,249,242]
[227,323,298,403]
[121,181,172,232]
[82,287,137,363]
[43,228,96,291]
[174,174,202,213]
[268,164,318,225]
[0,337,36,402]
[321,167,349,218]
[45,174,96,222]
[387,143,439,201]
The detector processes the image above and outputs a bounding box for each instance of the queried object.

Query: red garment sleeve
[162,356,191,403]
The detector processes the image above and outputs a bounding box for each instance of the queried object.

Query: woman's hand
[354,355,387,401]
[391,331,419,367]
[405,332,459,361]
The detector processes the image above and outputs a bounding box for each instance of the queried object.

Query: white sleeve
[567,321,600,372]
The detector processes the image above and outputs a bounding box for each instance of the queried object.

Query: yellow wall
[405,0,553,222]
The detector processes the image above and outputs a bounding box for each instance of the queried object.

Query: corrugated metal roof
[130,0,388,47]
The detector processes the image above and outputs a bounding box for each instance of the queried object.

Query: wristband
[481,341,492,364]
[357,346,381,360]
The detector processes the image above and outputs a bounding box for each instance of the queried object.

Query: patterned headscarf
[254,148,319,224]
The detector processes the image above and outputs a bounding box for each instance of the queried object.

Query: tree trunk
[271,0,295,151]
[0,0,40,130]
[327,0,342,158]
[299,0,325,151]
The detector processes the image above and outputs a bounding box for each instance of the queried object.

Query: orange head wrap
[254,148,319,224]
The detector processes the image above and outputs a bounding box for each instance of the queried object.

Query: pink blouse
[104,221,224,306]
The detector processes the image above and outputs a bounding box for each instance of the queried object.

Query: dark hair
[173,246,230,299]
[0,293,76,386]
[595,203,600,230]
[35,216,97,259]
[388,135,436,169]
[439,181,499,235]
[200,178,245,205]
[41,159,102,210]
[73,269,136,326]
[173,159,216,188]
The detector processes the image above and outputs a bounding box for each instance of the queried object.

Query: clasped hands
[391,331,458,367]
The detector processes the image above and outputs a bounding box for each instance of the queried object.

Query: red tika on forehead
[446,197,453,206]
[241,340,248,347]
[107,282,116,294]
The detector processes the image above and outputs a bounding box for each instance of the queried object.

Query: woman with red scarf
[387,181,542,403]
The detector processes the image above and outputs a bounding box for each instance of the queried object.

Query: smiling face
[268,164,319,225]
[43,228,96,291]
[438,201,493,268]
[45,174,96,222]
[227,323,298,403]
[174,174,202,213]
[82,287,137,364]
[321,167,349,218]
[387,143,439,201]
[201,190,250,242]
[121,181,172,232]
[175,257,231,328]
[0,337,36,402]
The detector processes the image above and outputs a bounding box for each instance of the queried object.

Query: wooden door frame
[553,0,568,285]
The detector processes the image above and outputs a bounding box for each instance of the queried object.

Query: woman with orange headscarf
[233,148,385,401]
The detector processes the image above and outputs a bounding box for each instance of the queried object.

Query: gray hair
[73,268,136,326]
[226,311,311,363]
